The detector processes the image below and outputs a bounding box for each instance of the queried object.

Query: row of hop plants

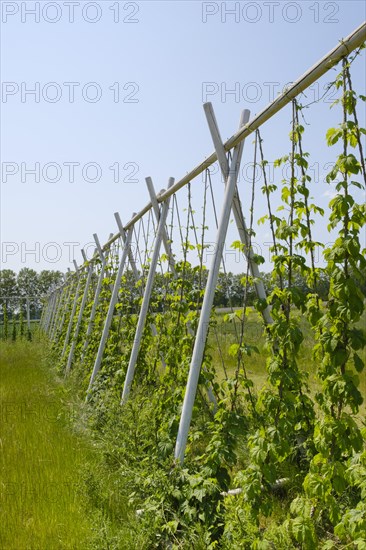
[1,302,32,341]
[47,50,366,549]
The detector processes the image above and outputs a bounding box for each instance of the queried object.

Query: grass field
[0,340,99,549]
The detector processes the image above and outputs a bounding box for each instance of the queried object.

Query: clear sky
[1,1,365,273]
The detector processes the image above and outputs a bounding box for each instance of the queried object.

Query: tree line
[0,268,64,318]
[2,265,364,320]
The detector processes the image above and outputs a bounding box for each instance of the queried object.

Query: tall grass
[0,340,98,549]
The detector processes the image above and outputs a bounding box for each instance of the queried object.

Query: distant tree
[17,268,40,317]
[0,269,18,315]
[38,270,64,295]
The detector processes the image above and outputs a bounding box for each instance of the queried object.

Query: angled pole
[48,290,59,337]
[146,176,176,273]
[65,249,96,374]
[204,102,273,326]
[104,232,116,290]
[115,212,140,280]
[146,177,217,406]
[49,284,65,337]
[44,293,56,333]
[55,270,73,339]
[39,296,47,329]
[61,261,83,359]
[50,284,66,340]
[121,179,174,404]
[51,279,69,340]
[87,221,134,394]
[41,296,49,331]
[43,294,53,332]
[116,209,166,370]
[175,109,250,463]
[80,234,108,363]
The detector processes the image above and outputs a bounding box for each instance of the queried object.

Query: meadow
[0,340,101,549]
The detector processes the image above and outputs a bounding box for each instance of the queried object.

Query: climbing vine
[41,49,366,548]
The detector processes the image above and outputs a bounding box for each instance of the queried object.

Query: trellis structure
[40,22,366,465]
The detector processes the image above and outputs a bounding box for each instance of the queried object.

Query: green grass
[0,340,99,549]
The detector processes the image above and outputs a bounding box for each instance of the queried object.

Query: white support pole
[40,296,48,331]
[39,294,47,328]
[61,262,82,358]
[65,249,96,374]
[50,285,66,340]
[135,182,171,369]
[80,234,107,363]
[44,293,55,333]
[115,213,140,280]
[53,282,69,340]
[146,177,217,406]
[56,271,73,339]
[120,179,174,404]
[49,287,64,336]
[116,210,167,368]
[104,232,116,290]
[87,224,134,393]
[39,295,46,329]
[204,102,273,326]
[175,110,249,464]
[47,291,59,336]
[43,294,52,332]
[146,177,176,273]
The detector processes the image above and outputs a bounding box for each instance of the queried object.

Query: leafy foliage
[44,52,366,548]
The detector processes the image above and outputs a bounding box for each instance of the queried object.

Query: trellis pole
[55,269,73,339]
[61,261,82,359]
[42,294,51,332]
[50,283,66,340]
[48,286,64,337]
[47,290,59,336]
[44,293,56,333]
[87,220,135,394]
[204,102,273,326]
[146,176,217,406]
[146,177,176,273]
[39,297,47,329]
[175,109,250,463]
[115,213,140,279]
[121,179,174,404]
[65,249,96,374]
[39,299,45,329]
[80,233,107,363]
[116,209,167,369]
[104,232,116,291]
[51,277,69,340]
[40,295,48,330]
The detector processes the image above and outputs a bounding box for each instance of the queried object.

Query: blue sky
[1,1,365,273]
